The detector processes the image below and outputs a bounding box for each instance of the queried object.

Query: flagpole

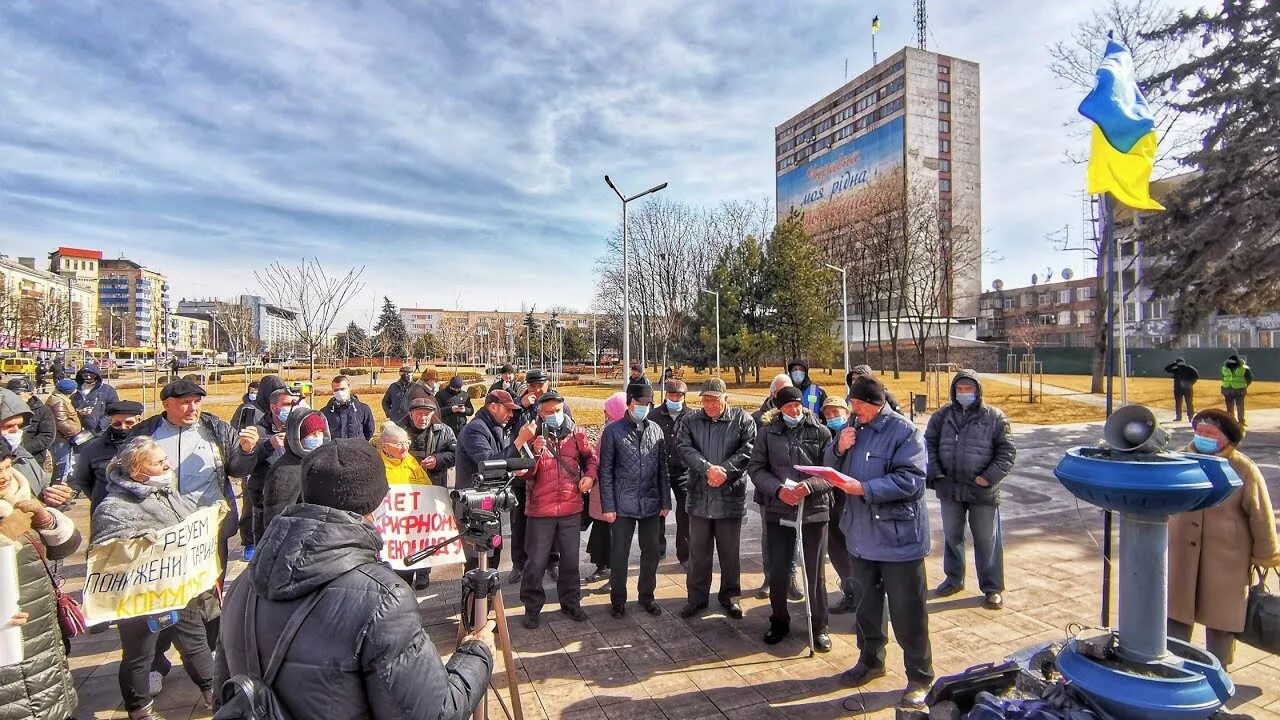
[872,29,877,65]
[1101,191,1117,628]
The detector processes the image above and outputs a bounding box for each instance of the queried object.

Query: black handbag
[1238,567,1280,654]
[213,590,325,720]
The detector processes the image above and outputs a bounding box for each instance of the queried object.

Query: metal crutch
[792,493,815,657]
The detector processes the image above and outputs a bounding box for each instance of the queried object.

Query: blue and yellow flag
[1078,40,1163,211]
[871,16,880,34]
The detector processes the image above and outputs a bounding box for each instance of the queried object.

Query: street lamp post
[605,175,668,387]
[823,263,850,379]
[701,288,720,377]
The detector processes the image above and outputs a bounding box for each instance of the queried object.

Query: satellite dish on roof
[1031,273,1039,286]
[992,279,1004,290]
[1062,268,1075,280]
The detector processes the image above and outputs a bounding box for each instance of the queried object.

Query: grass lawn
[1042,374,1280,412]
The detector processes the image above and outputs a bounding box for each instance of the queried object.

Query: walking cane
[794,493,814,657]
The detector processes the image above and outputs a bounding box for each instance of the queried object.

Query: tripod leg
[490,591,525,720]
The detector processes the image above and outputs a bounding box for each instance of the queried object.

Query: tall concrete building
[48,247,102,338]
[775,46,981,325]
[98,258,170,348]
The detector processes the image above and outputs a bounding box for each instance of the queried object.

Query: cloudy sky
[0,0,1200,322]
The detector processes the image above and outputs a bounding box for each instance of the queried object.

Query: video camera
[448,457,535,548]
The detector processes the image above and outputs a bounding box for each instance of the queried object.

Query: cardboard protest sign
[375,484,464,570]
[82,504,226,625]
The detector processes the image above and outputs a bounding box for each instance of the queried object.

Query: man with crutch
[746,385,834,652]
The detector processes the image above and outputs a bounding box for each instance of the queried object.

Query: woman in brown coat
[1168,408,1280,666]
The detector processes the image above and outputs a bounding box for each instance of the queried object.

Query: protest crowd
[0,356,1276,720]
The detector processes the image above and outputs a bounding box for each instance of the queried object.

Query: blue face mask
[826,417,847,431]
[782,412,801,427]
[790,370,805,385]
[275,406,292,423]
[956,393,977,407]
[544,411,564,429]
[631,406,649,422]
[301,434,324,451]
[665,400,683,413]
[247,393,257,402]
[1191,434,1220,454]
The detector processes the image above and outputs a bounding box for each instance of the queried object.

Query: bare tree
[1006,321,1050,354]
[591,197,773,370]
[255,258,365,392]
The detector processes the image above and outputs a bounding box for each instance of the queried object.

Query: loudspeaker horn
[1103,404,1171,453]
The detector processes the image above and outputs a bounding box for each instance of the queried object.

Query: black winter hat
[626,382,653,404]
[106,400,145,416]
[499,364,515,374]
[776,386,804,406]
[526,369,549,384]
[300,439,389,516]
[5,377,32,393]
[848,376,887,407]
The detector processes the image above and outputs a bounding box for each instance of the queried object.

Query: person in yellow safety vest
[1220,354,1254,425]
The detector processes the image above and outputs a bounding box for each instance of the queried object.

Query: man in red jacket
[520,391,598,628]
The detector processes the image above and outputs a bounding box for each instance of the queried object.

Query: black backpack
[212,589,324,720]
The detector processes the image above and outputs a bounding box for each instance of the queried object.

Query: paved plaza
[61,417,1280,719]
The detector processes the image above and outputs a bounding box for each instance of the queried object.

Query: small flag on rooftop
[871,15,880,33]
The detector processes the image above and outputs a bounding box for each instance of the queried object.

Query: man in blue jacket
[456,390,538,573]
[826,375,934,707]
[599,382,670,619]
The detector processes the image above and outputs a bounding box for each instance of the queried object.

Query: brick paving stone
[59,420,1280,719]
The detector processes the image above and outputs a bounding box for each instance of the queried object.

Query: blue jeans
[940,498,1004,594]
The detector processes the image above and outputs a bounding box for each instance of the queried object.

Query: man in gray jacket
[924,371,1016,610]
[677,377,756,619]
[826,375,933,706]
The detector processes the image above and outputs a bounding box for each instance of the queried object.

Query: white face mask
[141,470,173,489]
[333,389,351,403]
[0,429,22,448]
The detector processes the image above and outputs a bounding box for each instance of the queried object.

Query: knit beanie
[848,376,887,407]
[56,379,77,394]
[300,439,389,516]
[776,386,803,406]
[301,413,327,436]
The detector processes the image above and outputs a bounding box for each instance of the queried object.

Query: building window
[939,139,951,154]
[1038,293,1050,305]
[938,158,951,172]
[1180,333,1201,348]
[1058,290,1072,303]
[938,80,950,94]
[1077,286,1093,301]
[939,99,951,113]
[939,179,951,192]
[938,64,950,75]
[1003,298,1017,309]
[1039,314,1057,325]
[1259,330,1280,348]
[1120,241,1136,257]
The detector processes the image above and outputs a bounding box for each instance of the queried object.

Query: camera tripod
[461,551,524,720]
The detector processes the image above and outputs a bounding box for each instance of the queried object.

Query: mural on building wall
[775,116,904,231]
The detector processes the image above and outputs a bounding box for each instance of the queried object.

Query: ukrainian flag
[872,16,880,33]
[1078,40,1164,211]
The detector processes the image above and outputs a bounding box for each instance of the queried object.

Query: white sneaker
[148,671,163,697]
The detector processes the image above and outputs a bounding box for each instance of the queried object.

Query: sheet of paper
[793,464,858,492]
[0,544,23,667]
